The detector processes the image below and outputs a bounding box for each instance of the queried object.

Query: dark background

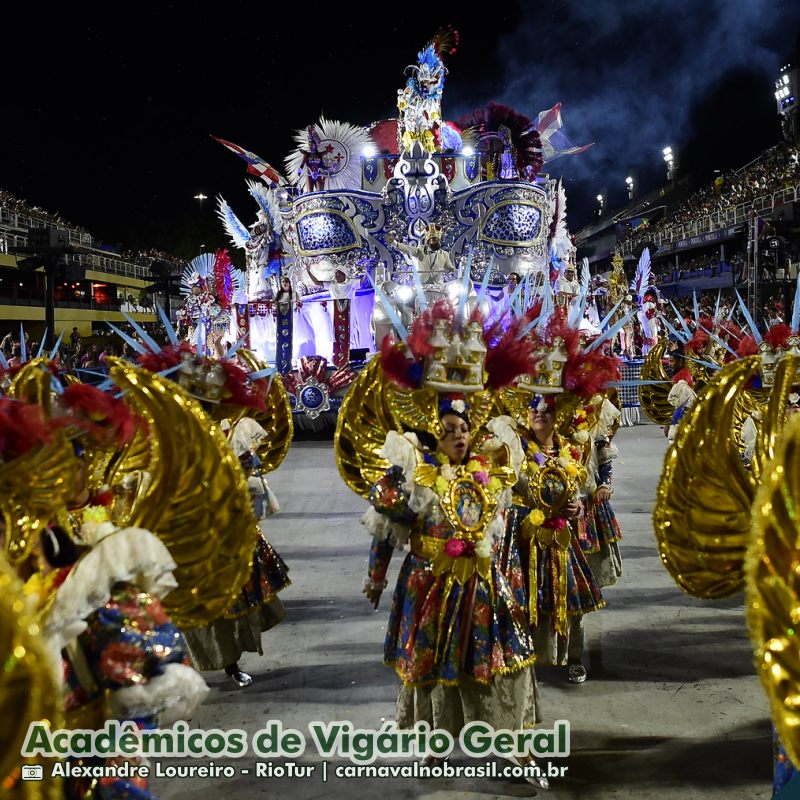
[2,1,798,257]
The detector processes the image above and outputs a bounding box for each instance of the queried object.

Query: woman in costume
[0,389,209,800]
[501,310,621,684]
[579,394,623,589]
[506,392,602,684]
[135,347,292,688]
[339,300,548,788]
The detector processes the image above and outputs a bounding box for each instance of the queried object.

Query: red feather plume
[484,317,540,389]
[737,335,760,357]
[136,342,195,373]
[563,350,621,398]
[765,323,792,350]
[671,367,694,386]
[58,384,142,446]
[0,398,54,458]
[380,336,420,389]
[218,359,268,412]
[456,102,544,176]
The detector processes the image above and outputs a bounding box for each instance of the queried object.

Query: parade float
[206,29,594,428]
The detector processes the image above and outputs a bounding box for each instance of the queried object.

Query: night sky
[2,2,799,259]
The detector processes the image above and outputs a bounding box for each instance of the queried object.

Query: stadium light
[194,193,208,211]
[625,175,635,200]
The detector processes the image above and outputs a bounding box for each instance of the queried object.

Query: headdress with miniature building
[424,223,444,243]
[377,299,540,438]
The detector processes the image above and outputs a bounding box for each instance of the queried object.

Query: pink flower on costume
[444,538,467,558]
[473,471,489,486]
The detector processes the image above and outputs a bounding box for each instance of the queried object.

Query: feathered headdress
[456,102,544,177]
[285,117,375,193]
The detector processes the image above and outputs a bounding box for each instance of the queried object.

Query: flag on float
[211,136,285,186]
[535,103,593,162]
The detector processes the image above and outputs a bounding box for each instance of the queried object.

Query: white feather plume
[216,196,251,249]
[580,257,590,295]
[285,117,375,192]
[246,179,283,235]
[631,247,652,303]
[548,179,570,259]
[180,253,216,296]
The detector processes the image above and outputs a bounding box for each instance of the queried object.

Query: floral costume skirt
[504,505,605,628]
[579,498,623,588]
[384,552,534,687]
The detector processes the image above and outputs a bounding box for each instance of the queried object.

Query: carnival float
[201,29,603,428]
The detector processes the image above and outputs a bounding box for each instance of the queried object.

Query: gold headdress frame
[385,383,495,442]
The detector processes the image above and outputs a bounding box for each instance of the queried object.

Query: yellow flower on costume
[527,509,545,527]
[565,463,579,477]
[435,476,449,495]
[466,460,482,474]
[488,477,502,493]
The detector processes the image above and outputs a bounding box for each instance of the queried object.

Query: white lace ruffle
[361,507,411,549]
[108,662,210,725]
[44,528,178,654]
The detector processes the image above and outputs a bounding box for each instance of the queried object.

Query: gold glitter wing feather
[8,358,54,415]
[750,355,800,485]
[106,359,257,629]
[0,433,76,567]
[0,556,62,799]
[214,350,294,474]
[747,412,800,767]
[335,357,395,499]
[638,339,674,425]
[653,356,760,598]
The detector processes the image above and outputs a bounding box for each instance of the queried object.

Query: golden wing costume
[104,358,258,630]
[637,339,674,425]
[0,556,62,800]
[748,412,800,768]
[654,354,799,599]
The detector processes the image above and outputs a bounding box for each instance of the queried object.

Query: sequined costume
[39,514,209,800]
[504,431,604,665]
[363,427,540,735]
[579,397,623,588]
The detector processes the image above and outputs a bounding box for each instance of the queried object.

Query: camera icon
[21,765,44,781]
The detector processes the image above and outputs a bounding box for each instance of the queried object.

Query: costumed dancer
[0,387,209,800]
[578,394,623,589]
[501,309,621,684]
[337,300,549,788]
[133,343,291,687]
